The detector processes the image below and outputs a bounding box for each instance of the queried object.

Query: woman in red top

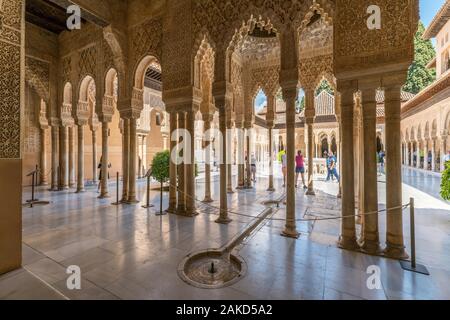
[295,150,307,189]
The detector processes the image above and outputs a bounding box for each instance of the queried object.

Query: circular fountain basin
[178,250,247,289]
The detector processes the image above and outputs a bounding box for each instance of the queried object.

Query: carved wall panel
[25,57,50,102]
[334,0,418,75]
[0,0,23,159]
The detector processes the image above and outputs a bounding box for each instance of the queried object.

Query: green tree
[404,21,436,94]
[151,150,170,214]
[441,162,450,201]
[316,80,334,96]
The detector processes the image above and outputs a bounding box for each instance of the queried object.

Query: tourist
[97,156,111,193]
[251,153,257,182]
[379,150,385,168]
[295,150,307,189]
[326,152,340,182]
[326,151,334,181]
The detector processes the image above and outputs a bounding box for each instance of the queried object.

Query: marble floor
[1,166,450,300]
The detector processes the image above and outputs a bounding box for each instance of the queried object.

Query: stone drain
[178,194,285,289]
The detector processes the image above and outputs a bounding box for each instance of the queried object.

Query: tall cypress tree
[404,21,436,94]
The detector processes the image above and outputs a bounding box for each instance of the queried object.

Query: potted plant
[151,150,170,215]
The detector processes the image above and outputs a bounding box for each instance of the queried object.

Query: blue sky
[254,1,445,109]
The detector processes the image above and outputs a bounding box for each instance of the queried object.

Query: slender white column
[99,121,110,198]
[177,112,186,214]
[60,126,69,190]
[216,107,231,224]
[69,127,75,188]
[384,85,408,259]
[168,112,178,212]
[431,139,436,172]
[121,119,130,202]
[440,137,447,172]
[281,88,299,238]
[339,88,358,249]
[203,115,213,203]
[227,122,234,194]
[360,87,381,254]
[305,89,315,196]
[185,111,197,216]
[51,125,59,191]
[40,127,48,186]
[127,118,138,203]
[76,124,85,193]
[92,129,98,184]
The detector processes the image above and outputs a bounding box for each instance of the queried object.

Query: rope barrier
[164,180,411,223]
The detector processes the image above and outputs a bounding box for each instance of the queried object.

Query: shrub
[441,162,450,201]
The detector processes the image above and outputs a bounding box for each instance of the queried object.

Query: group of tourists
[279,148,340,189]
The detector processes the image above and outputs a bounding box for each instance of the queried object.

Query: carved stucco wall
[0,0,23,159]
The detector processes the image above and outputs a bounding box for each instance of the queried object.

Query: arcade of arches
[3,0,450,300]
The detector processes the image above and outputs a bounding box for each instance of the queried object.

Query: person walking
[97,156,111,193]
[251,153,257,182]
[295,150,307,189]
[326,152,339,182]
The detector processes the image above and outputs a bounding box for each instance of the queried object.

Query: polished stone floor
[1,164,449,300]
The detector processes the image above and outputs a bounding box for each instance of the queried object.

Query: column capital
[381,72,408,89]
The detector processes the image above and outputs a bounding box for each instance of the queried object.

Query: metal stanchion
[155,179,167,216]
[142,169,154,209]
[112,172,120,205]
[400,198,430,275]
[23,168,50,208]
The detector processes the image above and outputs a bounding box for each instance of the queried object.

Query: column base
[338,235,359,251]
[215,217,232,224]
[359,239,382,255]
[185,210,199,217]
[236,185,245,190]
[306,189,316,196]
[76,188,85,193]
[202,198,214,203]
[267,187,275,192]
[384,242,409,260]
[98,193,110,199]
[40,182,49,187]
[281,228,300,239]
[126,197,140,204]
[165,206,176,214]
[227,189,235,194]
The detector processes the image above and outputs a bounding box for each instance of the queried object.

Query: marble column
[424,140,429,170]
[267,126,275,192]
[59,126,69,190]
[99,121,110,198]
[360,87,381,254]
[40,127,48,186]
[410,142,414,167]
[76,124,85,193]
[338,87,358,249]
[440,137,447,172]
[216,107,231,224]
[203,115,213,203]
[384,85,408,259]
[68,127,75,188]
[236,123,245,189]
[167,112,178,212]
[282,88,299,238]
[127,118,139,203]
[245,127,252,189]
[92,129,98,185]
[177,112,186,214]
[432,139,436,172]
[227,122,234,194]
[51,125,59,191]
[121,119,130,202]
[142,135,147,176]
[305,89,315,196]
[185,110,197,216]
